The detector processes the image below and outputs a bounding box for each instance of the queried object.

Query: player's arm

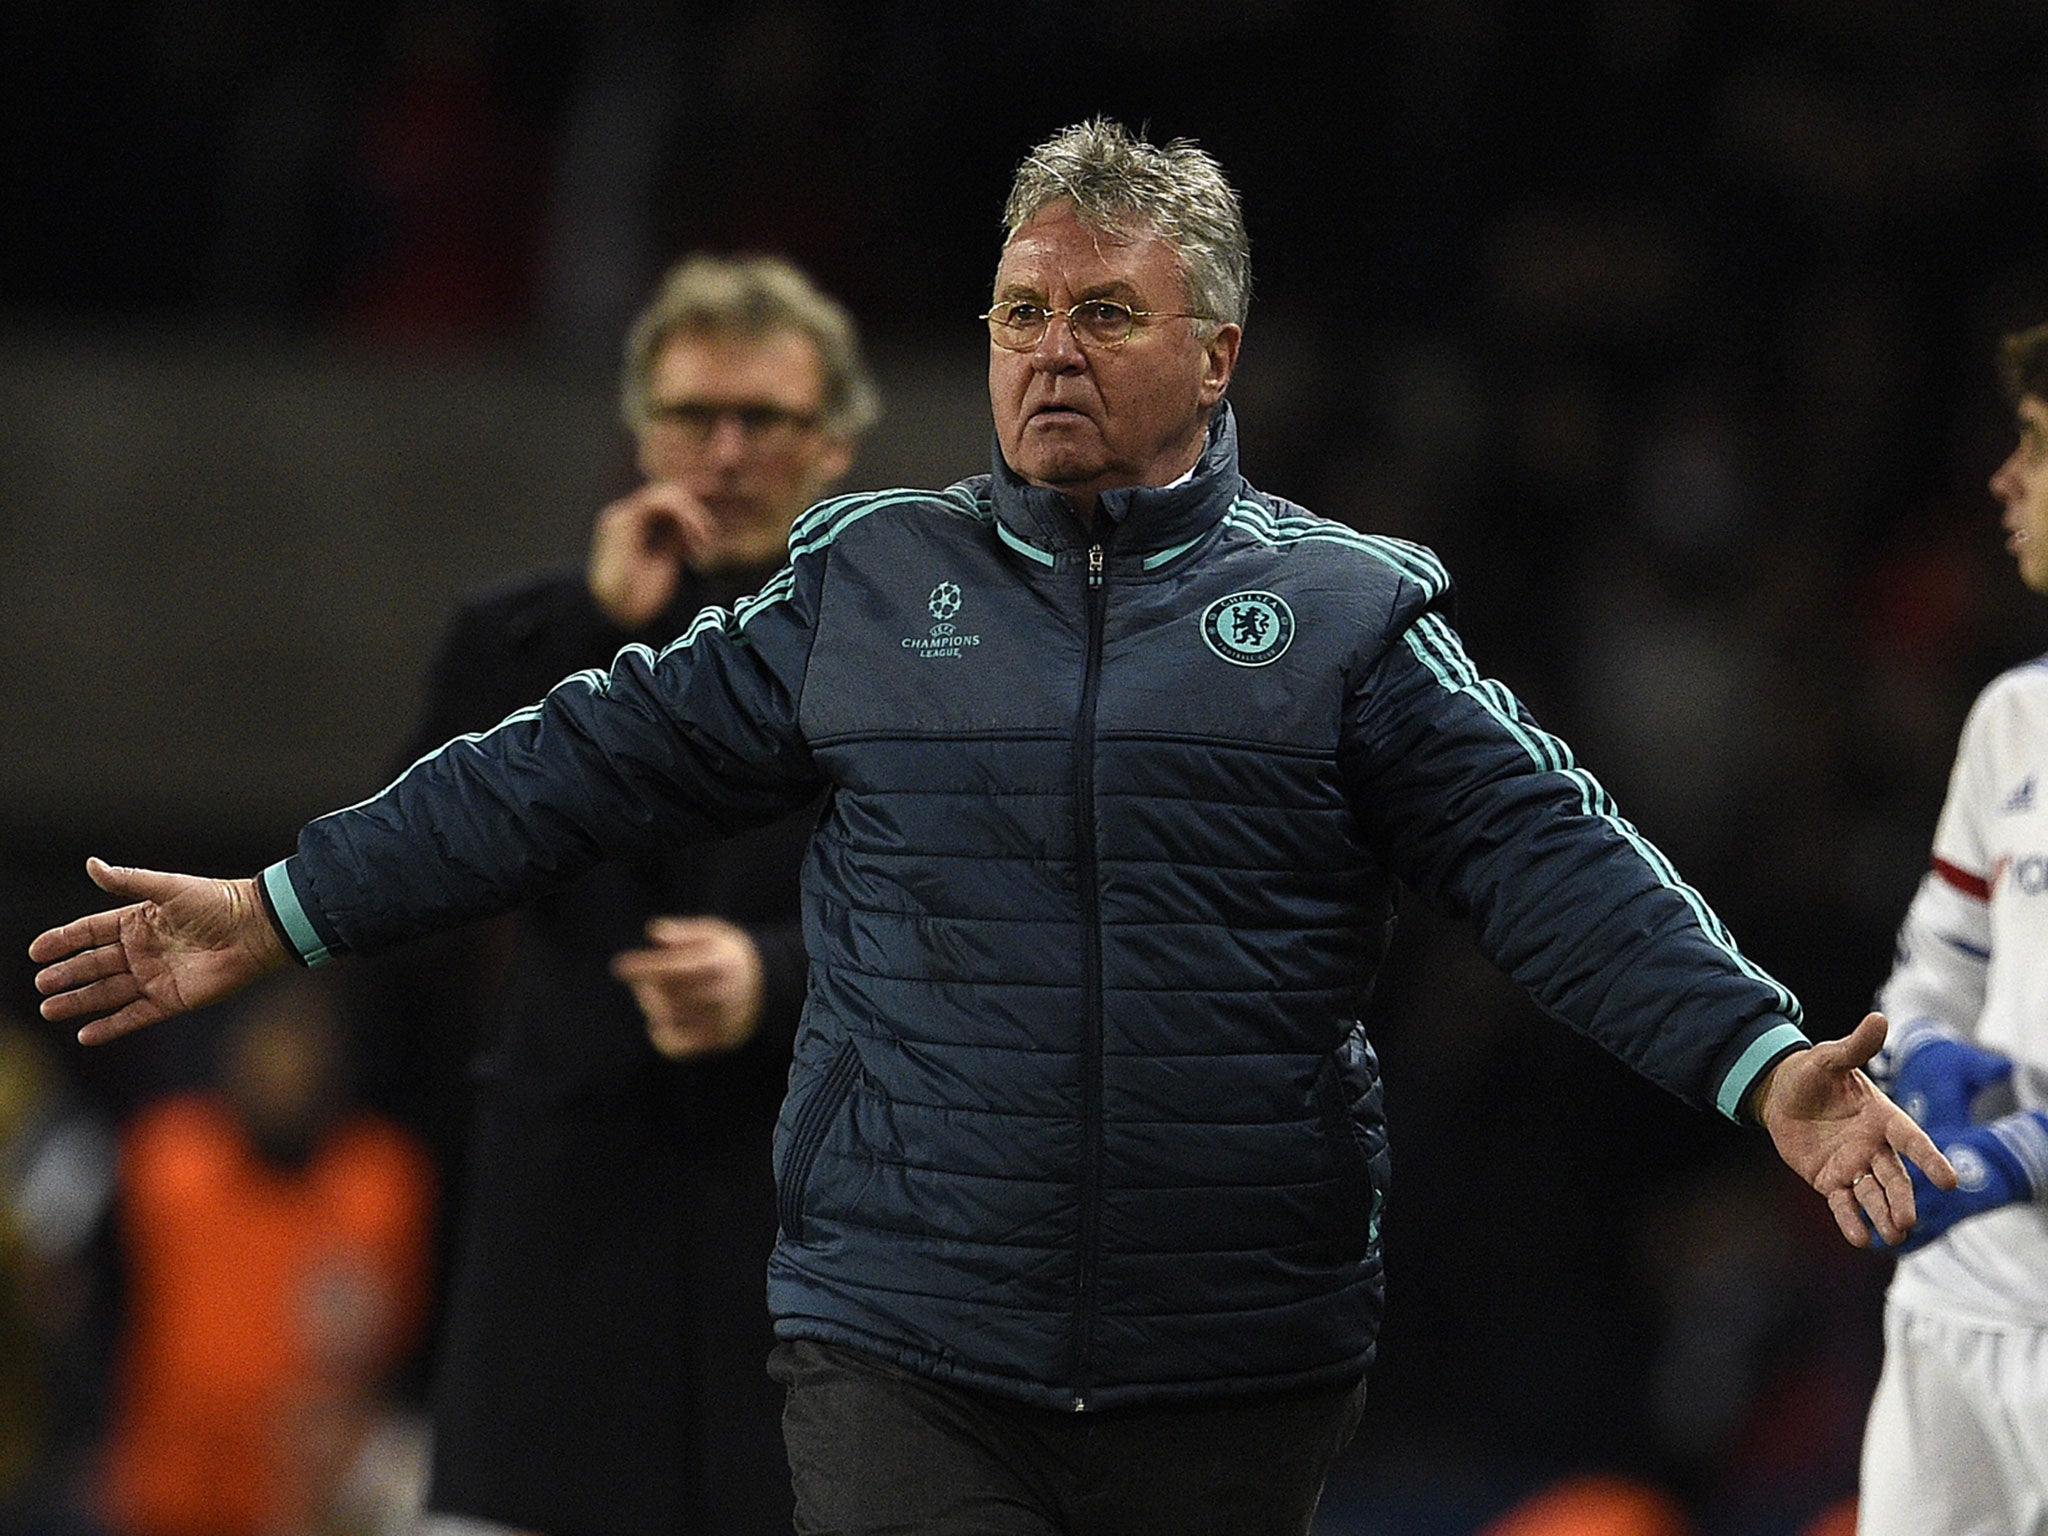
[1868,856,1996,1105]
[1829,680,2011,1245]
[1871,678,2000,1107]
[1855,878,2039,1251]
[1870,1104,2048,1253]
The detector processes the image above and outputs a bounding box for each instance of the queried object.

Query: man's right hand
[587,482,717,629]
[30,857,289,1044]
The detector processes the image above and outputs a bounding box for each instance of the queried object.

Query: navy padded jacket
[264,405,1808,1411]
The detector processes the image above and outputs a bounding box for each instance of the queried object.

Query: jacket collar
[988,403,1243,557]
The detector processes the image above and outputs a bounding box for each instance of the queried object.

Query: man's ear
[1199,323,1242,407]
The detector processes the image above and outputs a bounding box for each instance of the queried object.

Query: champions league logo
[1200,591,1295,667]
[903,581,980,659]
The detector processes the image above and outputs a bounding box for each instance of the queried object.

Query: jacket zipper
[1072,541,1107,1411]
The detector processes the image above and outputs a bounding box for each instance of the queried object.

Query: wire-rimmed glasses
[979,299,1215,351]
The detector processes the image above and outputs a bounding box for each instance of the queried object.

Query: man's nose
[1031,312,1086,370]
[704,414,752,460]
[1990,449,2021,503]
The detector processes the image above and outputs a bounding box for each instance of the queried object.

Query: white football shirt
[1877,656,2048,1325]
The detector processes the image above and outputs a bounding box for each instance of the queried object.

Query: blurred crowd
[8,2,2048,1534]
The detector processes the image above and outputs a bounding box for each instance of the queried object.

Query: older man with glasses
[36,121,1949,1536]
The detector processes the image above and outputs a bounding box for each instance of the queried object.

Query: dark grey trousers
[772,1339,1367,1536]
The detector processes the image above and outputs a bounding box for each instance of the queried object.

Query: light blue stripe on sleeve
[261,860,334,967]
[1716,1021,1809,1121]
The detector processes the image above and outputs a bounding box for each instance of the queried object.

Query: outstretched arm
[1750,1011,1959,1248]
[29,857,290,1044]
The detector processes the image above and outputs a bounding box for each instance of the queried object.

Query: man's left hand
[1752,1012,1959,1248]
[612,915,766,1058]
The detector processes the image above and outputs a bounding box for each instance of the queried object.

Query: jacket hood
[986,402,1243,558]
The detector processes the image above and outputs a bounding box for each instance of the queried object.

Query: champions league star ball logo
[1201,591,1295,667]
[902,581,980,660]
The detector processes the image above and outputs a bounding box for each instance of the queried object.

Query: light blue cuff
[1717,1021,1811,1122]
[261,860,334,967]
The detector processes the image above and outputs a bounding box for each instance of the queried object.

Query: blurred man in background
[1858,321,2048,1535]
[405,252,876,1536]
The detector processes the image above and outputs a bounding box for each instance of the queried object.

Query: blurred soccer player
[1858,321,2048,1534]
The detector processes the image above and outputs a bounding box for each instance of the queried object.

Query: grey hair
[620,253,881,438]
[1001,118,1251,328]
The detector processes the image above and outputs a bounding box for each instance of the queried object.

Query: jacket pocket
[778,1036,862,1242]
[1315,1023,1390,1257]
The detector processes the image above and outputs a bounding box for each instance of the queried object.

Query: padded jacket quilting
[274,406,1805,1411]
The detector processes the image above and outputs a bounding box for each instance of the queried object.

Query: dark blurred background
[5,3,2048,1534]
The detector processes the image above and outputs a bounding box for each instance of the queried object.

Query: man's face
[1991,393,2048,594]
[987,204,1240,511]
[636,328,852,541]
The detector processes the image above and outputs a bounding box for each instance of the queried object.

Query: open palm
[1756,1012,1957,1247]
[30,858,287,1043]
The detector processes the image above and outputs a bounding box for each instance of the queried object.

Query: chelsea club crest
[1200,591,1295,667]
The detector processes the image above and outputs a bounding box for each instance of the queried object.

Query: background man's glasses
[980,299,1215,351]
[647,400,820,441]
